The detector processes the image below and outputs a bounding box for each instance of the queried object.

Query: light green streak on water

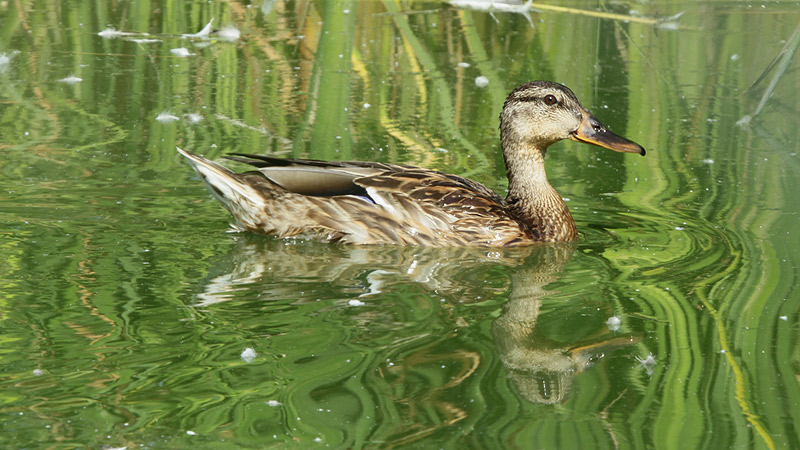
[0,1,799,449]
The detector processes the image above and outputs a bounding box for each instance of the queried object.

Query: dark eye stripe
[513,95,561,104]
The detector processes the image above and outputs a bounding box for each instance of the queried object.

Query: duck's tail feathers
[177,148,267,229]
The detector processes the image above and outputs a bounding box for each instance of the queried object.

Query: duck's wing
[226,152,408,171]
[183,150,527,246]
[353,168,507,214]
[227,152,506,212]
[225,153,408,198]
[351,169,530,246]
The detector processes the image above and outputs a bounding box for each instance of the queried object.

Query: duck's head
[500,81,645,156]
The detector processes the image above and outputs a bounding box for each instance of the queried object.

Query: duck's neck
[503,142,577,242]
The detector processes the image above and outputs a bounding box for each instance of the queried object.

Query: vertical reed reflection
[1,0,799,448]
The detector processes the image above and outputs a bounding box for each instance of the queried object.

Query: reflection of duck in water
[493,245,640,404]
[191,238,639,404]
[179,81,644,247]
[189,236,552,307]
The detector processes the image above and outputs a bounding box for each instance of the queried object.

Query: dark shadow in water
[189,234,639,404]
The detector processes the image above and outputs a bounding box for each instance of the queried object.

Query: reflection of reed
[3,1,799,447]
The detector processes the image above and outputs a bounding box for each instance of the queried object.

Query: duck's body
[179,81,644,247]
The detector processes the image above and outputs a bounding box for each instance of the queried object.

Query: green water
[1,1,799,448]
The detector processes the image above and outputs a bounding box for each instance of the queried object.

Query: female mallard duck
[179,81,644,247]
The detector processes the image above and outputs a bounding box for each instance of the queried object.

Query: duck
[178,81,644,247]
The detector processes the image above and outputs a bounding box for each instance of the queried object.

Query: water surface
[1,1,799,448]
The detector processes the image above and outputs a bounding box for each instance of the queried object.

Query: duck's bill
[569,111,646,156]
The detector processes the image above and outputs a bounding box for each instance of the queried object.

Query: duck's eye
[544,94,558,105]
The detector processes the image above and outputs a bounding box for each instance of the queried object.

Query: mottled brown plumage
[179,81,645,247]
